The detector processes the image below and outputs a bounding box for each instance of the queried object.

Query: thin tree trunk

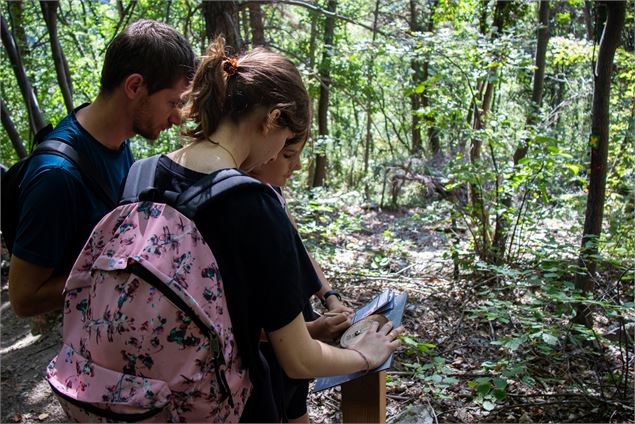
[495,1,550,263]
[363,0,380,182]
[305,9,320,187]
[203,1,242,50]
[574,1,626,327]
[1,99,28,159]
[166,1,172,22]
[1,12,46,134]
[425,0,440,159]
[308,10,318,70]
[513,1,550,165]
[116,0,124,19]
[312,0,337,187]
[492,1,551,264]
[409,0,423,155]
[248,2,265,46]
[469,0,507,261]
[583,1,594,41]
[40,1,73,112]
[8,2,28,57]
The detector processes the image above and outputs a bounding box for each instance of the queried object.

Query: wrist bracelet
[321,290,342,308]
[348,347,370,373]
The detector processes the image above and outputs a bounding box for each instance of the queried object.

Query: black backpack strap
[32,123,54,149]
[34,140,116,210]
[119,155,161,205]
[175,169,264,219]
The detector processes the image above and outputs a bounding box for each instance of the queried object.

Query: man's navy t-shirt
[14,104,134,275]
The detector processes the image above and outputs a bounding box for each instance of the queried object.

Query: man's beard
[132,98,160,142]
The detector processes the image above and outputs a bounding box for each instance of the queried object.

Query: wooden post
[341,371,386,423]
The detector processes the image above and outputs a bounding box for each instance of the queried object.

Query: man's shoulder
[46,111,87,145]
[21,154,82,190]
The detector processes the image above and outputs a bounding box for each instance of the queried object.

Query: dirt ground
[0,207,446,423]
[1,206,631,423]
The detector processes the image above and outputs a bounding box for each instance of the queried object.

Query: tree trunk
[574,1,626,327]
[491,1,551,264]
[7,2,28,57]
[41,1,73,113]
[492,1,551,264]
[583,1,594,41]
[363,0,380,182]
[312,0,337,187]
[424,0,440,159]
[203,1,242,51]
[1,12,46,134]
[248,2,265,46]
[1,99,28,160]
[513,2,550,165]
[409,0,423,155]
[166,1,172,22]
[469,0,507,261]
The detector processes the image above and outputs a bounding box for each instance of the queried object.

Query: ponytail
[182,36,311,144]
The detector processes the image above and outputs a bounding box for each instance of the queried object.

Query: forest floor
[1,203,632,423]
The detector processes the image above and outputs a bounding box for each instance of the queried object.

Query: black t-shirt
[153,156,321,422]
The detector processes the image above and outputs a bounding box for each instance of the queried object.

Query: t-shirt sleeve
[13,167,84,268]
[197,187,316,332]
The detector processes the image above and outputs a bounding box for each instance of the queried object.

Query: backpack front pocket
[47,345,173,422]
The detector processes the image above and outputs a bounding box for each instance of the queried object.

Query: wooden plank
[341,371,386,423]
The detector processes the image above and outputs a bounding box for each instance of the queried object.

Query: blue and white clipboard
[313,289,408,392]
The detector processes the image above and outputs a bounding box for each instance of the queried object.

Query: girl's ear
[262,109,281,134]
[123,73,146,99]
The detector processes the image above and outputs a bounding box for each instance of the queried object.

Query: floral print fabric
[47,201,252,422]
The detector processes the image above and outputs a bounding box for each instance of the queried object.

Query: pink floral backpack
[46,156,260,422]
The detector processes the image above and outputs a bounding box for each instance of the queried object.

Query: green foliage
[401,336,459,399]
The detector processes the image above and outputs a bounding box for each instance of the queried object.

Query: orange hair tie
[223,56,239,76]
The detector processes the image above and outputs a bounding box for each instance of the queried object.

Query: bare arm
[8,255,66,317]
[269,312,401,379]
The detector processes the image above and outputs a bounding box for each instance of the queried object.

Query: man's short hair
[100,19,197,95]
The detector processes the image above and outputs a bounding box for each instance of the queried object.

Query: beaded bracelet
[348,347,370,373]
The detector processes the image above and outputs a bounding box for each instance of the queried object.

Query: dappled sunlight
[25,379,53,405]
[0,333,41,356]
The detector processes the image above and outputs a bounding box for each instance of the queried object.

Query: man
[9,20,196,317]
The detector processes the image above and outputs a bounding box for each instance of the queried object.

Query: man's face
[132,78,189,141]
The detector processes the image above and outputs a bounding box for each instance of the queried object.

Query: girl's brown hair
[183,37,311,144]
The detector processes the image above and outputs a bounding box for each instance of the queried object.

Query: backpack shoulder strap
[175,169,264,219]
[119,155,161,204]
[34,140,116,210]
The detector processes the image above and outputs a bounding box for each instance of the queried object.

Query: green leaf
[477,382,492,396]
[492,388,507,401]
[564,163,580,175]
[542,333,558,346]
[503,337,524,351]
[493,377,507,389]
[429,374,443,383]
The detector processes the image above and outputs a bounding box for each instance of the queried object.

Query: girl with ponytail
[153,38,402,421]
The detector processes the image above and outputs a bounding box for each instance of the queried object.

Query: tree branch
[275,0,389,37]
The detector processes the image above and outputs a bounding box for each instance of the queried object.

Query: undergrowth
[288,186,634,423]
